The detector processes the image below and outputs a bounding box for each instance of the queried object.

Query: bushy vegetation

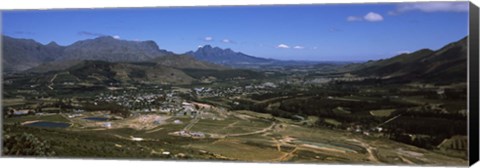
[68,60,118,84]
[182,69,264,81]
[3,127,55,156]
[83,102,131,117]
[1,125,213,159]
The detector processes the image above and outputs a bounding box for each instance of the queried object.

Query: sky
[1,2,469,61]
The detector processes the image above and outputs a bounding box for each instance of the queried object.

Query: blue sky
[2,2,469,61]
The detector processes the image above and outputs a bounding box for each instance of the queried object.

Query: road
[225,122,276,137]
[47,73,58,90]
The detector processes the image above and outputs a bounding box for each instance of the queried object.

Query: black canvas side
[469,1,480,166]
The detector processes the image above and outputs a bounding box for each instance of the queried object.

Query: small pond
[24,121,71,128]
[83,117,109,121]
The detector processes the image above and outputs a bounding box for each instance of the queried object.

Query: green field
[4,114,69,124]
[369,109,395,117]
[332,107,351,114]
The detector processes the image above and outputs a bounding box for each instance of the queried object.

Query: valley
[1,35,468,165]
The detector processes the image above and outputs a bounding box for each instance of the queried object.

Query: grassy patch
[4,114,69,124]
[324,118,342,127]
[190,139,282,161]
[3,98,26,106]
[369,109,395,117]
[333,107,351,114]
[190,118,271,135]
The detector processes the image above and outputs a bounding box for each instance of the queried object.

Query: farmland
[2,105,467,165]
[2,53,468,166]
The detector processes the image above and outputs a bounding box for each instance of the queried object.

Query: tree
[3,132,55,156]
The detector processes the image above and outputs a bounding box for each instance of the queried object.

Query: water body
[83,117,109,121]
[25,121,71,128]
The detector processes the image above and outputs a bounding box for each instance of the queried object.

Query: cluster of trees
[278,97,411,117]
[3,127,55,156]
[68,60,118,84]
[383,115,466,149]
[182,69,264,81]
[2,125,204,159]
[250,92,289,101]
[393,106,466,120]
[83,101,131,117]
[384,116,466,136]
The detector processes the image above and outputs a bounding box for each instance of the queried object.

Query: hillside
[65,60,195,85]
[2,36,64,72]
[28,54,225,74]
[348,36,467,84]
[16,60,196,86]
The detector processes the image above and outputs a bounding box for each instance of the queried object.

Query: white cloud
[197,45,204,48]
[347,12,383,22]
[364,12,384,22]
[112,35,120,39]
[293,46,304,49]
[222,39,231,43]
[347,16,362,22]
[276,44,290,49]
[204,36,213,41]
[393,2,468,14]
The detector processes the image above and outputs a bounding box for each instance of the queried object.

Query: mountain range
[2,36,175,72]
[2,35,283,72]
[2,35,317,73]
[3,36,63,72]
[58,36,174,62]
[2,35,468,84]
[185,45,276,67]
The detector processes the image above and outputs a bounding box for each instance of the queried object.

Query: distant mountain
[185,45,275,67]
[58,36,174,62]
[152,54,226,70]
[2,36,64,72]
[2,36,203,73]
[349,36,467,84]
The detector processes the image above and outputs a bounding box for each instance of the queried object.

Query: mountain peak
[56,35,173,62]
[94,36,117,40]
[197,45,230,52]
[46,41,60,47]
[186,45,271,67]
[200,45,213,49]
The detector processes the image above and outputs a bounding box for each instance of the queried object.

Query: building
[13,109,30,115]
